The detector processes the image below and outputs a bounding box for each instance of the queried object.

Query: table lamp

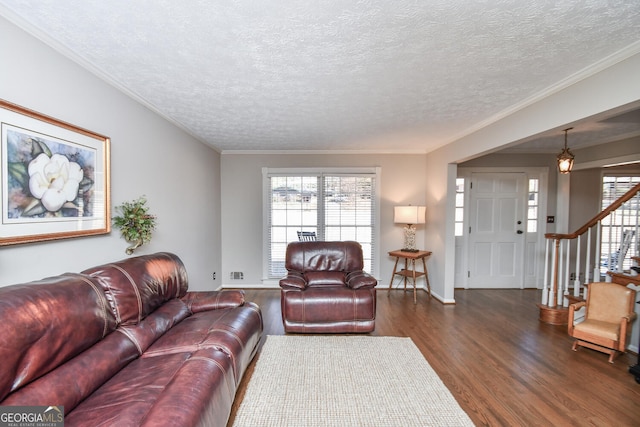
[394,205,426,252]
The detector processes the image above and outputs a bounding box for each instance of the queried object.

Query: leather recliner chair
[279,240,377,333]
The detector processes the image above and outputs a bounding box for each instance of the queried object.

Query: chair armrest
[618,312,638,351]
[279,272,307,290]
[569,301,586,310]
[568,301,586,335]
[181,290,245,313]
[346,271,378,289]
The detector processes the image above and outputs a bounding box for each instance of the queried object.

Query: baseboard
[221,283,279,289]
[220,283,457,305]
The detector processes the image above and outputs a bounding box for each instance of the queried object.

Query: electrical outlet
[212,272,216,280]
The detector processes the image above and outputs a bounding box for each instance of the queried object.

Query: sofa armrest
[346,271,377,289]
[279,272,307,290]
[181,290,245,313]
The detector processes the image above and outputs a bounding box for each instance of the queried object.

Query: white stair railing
[539,183,640,321]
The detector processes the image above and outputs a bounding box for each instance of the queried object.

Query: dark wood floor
[229,288,640,426]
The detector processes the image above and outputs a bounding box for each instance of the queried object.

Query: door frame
[456,167,549,290]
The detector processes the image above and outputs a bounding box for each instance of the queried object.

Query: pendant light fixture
[557,127,575,174]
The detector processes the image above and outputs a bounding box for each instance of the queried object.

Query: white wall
[220,152,434,294]
[0,17,221,290]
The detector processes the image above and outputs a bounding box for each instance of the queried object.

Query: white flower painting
[6,128,95,218]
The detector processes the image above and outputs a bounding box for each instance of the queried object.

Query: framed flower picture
[0,99,110,245]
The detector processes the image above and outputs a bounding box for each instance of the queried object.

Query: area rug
[232,335,474,427]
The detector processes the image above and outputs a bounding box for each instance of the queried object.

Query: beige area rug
[232,335,474,427]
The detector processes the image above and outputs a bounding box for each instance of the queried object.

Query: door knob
[517,230,524,234]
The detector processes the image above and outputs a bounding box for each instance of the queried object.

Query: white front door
[468,172,526,288]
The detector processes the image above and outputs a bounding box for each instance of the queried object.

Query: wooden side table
[388,249,432,304]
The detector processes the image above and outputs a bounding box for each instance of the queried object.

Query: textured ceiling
[1,1,640,153]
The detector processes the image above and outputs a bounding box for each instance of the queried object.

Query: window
[264,168,380,280]
[600,175,640,274]
[527,178,539,233]
[454,178,464,237]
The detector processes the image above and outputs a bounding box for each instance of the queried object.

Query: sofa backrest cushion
[83,252,188,326]
[0,274,116,401]
[285,241,364,273]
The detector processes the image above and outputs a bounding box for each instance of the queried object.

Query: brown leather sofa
[279,241,377,333]
[0,252,263,427]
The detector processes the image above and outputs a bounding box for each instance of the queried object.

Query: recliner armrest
[346,271,377,289]
[279,272,307,290]
[181,290,245,313]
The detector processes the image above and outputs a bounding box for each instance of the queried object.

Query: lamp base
[402,225,417,252]
[401,248,420,253]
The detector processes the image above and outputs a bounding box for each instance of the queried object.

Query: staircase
[538,182,640,325]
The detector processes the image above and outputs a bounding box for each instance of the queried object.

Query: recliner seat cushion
[143,304,262,385]
[282,287,376,324]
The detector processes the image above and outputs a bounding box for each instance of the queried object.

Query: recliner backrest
[285,241,364,272]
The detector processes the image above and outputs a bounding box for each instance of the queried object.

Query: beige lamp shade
[394,205,426,225]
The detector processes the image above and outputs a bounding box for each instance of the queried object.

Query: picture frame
[0,99,110,245]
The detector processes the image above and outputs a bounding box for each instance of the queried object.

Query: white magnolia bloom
[28,153,84,212]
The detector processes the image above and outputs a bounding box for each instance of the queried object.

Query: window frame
[262,167,381,285]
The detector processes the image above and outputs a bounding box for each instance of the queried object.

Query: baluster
[549,239,559,308]
[608,211,615,272]
[574,234,581,297]
[631,193,640,256]
[559,239,567,307]
[557,240,563,307]
[557,240,562,307]
[541,238,550,305]
[594,220,602,282]
[585,227,592,287]
[619,207,627,272]
[563,239,570,307]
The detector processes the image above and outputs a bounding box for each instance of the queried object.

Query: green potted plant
[112,196,157,254]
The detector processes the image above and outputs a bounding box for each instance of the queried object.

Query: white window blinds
[265,168,379,279]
